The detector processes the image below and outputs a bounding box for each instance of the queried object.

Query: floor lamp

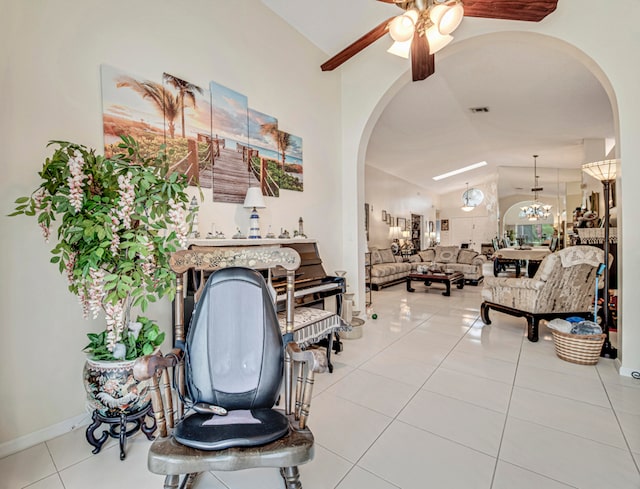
[582,159,619,359]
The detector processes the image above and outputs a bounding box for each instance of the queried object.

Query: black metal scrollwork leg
[84,404,156,460]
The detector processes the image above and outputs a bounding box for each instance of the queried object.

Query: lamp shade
[582,159,619,182]
[425,27,453,54]
[387,39,412,59]
[389,14,415,42]
[243,187,266,209]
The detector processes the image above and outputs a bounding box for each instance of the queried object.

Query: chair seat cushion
[174,409,289,450]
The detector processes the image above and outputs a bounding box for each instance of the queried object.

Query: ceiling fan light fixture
[387,39,412,58]
[425,27,453,54]
[438,3,464,35]
[429,4,449,26]
[389,14,415,42]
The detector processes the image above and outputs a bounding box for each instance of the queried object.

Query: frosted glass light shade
[582,159,619,182]
[389,14,415,42]
[438,3,464,34]
[426,27,453,54]
[387,39,412,58]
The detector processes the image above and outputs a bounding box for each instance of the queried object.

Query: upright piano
[179,239,346,352]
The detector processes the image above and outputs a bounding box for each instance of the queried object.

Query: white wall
[433,180,499,250]
[365,166,436,250]
[339,0,640,377]
[0,0,342,449]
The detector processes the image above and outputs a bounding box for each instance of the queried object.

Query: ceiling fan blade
[321,17,395,71]
[411,30,434,82]
[463,0,558,22]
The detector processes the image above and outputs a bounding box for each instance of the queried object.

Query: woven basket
[551,330,605,365]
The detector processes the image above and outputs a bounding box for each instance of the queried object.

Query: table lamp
[243,187,266,239]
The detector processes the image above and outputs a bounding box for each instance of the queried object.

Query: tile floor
[2,279,640,489]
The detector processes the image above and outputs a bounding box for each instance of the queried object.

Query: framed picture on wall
[397,217,406,229]
[382,210,387,221]
[387,214,393,225]
[441,219,450,231]
[428,221,434,233]
[365,203,370,242]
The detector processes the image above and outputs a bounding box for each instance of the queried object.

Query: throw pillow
[418,249,436,262]
[457,249,478,265]
[371,250,382,265]
[434,246,459,264]
[408,254,422,263]
[379,248,395,263]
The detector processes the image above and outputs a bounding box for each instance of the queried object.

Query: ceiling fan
[321,0,559,82]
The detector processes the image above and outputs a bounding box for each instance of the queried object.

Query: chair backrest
[185,267,283,410]
[491,238,500,251]
[532,245,605,313]
[549,236,559,252]
[168,246,301,417]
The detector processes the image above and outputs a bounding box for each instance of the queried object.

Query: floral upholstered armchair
[480,246,607,342]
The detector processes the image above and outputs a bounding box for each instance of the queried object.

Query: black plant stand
[85,404,156,460]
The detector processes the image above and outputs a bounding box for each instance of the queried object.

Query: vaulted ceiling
[262,0,615,199]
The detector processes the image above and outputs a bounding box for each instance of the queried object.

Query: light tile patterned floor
[2,279,639,489]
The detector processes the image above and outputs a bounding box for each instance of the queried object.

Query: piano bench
[277,307,350,373]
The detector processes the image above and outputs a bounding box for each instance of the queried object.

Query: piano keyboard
[276,282,341,301]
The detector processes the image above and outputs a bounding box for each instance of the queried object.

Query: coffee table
[406,271,465,296]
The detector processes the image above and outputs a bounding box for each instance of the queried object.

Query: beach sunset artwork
[269,130,303,192]
[101,65,165,160]
[101,65,208,186]
[162,72,211,187]
[210,81,255,203]
[248,108,280,197]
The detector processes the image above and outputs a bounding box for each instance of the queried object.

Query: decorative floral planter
[83,357,151,417]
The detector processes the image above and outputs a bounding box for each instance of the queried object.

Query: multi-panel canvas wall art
[248,108,280,197]
[101,65,303,202]
[210,81,251,203]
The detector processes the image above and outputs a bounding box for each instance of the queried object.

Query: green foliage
[84,316,166,360]
[266,161,303,191]
[11,136,193,360]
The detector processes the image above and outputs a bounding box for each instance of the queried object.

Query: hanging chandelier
[461,182,475,212]
[520,155,552,221]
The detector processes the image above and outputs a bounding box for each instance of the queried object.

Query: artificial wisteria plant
[11,136,193,360]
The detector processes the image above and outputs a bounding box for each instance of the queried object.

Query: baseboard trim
[0,412,90,459]
[618,362,640,379]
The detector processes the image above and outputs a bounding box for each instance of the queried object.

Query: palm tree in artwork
[162,74,204,138]
[116,77,181,138]
[260,123,292,168]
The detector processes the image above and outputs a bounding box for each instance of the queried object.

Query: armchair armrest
[133,349,185,438]
[133,348,183,381]
[284,342,328,430]
[286,342,329,374]
[484,276,545,291]
[472,255,487,265]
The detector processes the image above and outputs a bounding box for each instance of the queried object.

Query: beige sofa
[369,246,486,290]
[369,248,412,290]
[407,246,486,285]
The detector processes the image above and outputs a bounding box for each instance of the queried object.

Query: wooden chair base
[148,421,314,483]
[480,301,591,342]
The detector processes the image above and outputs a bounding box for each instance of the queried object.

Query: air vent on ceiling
[469,107,489,113]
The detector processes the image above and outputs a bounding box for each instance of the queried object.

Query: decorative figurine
[232,227,246,239]
[189,196,200,238]
[297,217,306,238]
